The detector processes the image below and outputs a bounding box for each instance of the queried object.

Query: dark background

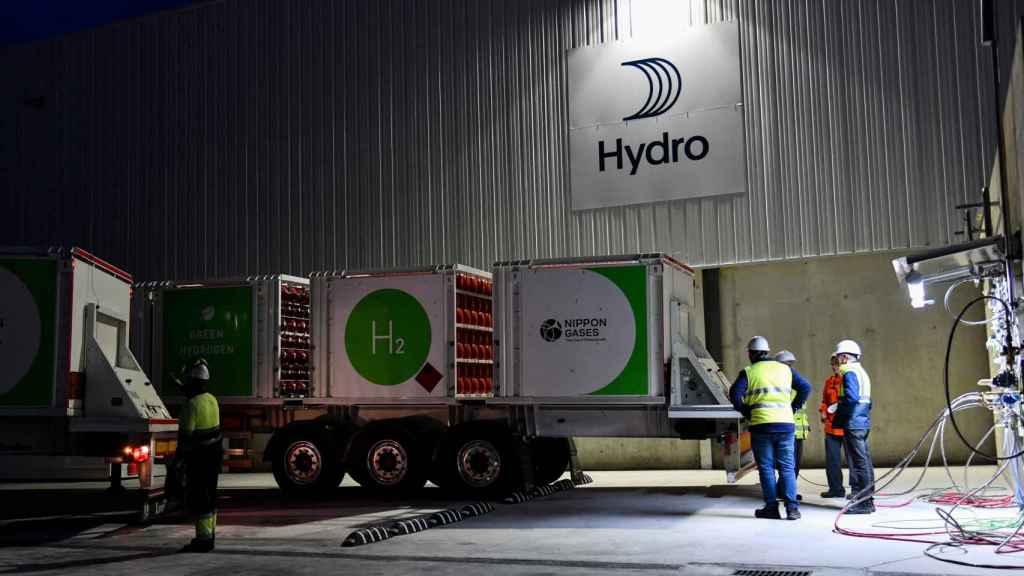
[1,1,203,46]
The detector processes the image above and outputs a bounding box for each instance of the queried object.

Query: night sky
[1,1,200,46]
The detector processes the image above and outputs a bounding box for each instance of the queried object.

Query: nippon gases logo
[539,318,608,343]
[599,56,709,176]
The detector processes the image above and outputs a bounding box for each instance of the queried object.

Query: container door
[328,275,449,399]
[518,265,651,397]
[161,285,255,398]
[0,257,59,409]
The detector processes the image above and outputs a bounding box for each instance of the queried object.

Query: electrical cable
[944,278,988,326]
[944,294,1024,461]
[834,281,1024,569]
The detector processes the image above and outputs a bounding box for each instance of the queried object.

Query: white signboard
[568,21,744,210]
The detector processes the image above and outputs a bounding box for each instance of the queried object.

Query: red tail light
[123,444,150,463]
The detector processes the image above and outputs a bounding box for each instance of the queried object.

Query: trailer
[0,247,176,500]
[132,254,754,496]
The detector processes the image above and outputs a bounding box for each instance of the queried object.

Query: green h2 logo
[346,289,431,385]
[372,320,406,355]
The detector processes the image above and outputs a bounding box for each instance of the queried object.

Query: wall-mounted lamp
[892,237,1008,310]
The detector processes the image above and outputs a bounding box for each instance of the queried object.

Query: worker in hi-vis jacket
[174,359,222,552]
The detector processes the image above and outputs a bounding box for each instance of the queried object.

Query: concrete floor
[1,467,1022,576]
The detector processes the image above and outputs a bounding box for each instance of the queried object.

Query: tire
[271,429,345,496]
[437,422,524,497]
[347,421,429,493]
[531,437,570,486]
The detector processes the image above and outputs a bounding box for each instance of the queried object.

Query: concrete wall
[575,438,702,470]
[716,252,995,467]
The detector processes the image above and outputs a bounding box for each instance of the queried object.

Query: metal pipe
[984,3,1015,308]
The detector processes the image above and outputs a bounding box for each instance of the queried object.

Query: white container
[311,265,493,402]
[493,254,708,403]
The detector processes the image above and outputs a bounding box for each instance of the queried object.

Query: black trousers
[843,429,874,507]
[824,434,845,494]
[184,445,222,517]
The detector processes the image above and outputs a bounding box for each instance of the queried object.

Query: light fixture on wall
[892,236,1010,310]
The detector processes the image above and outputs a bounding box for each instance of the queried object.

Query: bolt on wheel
[457,439,502,488]
[367,439,409,485]
[284,440,322,486]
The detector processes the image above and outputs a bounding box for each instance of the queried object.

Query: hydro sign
[567,21,746,210]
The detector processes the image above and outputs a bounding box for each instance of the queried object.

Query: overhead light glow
[908,281,929,309]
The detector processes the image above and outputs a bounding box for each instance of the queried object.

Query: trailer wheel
[439,422,523,496]
[348,422,428,493]
[532,437,570,486]
[271,431,345,496]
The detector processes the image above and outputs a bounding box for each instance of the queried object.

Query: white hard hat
[190,361,210,381]
[747,336,770,352]
[834,339,861,358]
[774,350,796,364]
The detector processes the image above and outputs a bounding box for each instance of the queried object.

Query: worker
[773,350,807,501]
[818,353,846,498]
[174,359,222,552]
[729,336,811,520]
[831,339,875,514]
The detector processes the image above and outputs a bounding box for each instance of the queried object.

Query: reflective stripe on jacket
[742,360,795,426]
[179,392,222,451]
[834,362,872,430]
[792,389,810,440]
[818,373,845,436]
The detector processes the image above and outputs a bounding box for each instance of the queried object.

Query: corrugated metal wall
[0,0,1007,280]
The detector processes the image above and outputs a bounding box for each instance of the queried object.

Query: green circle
[345,289,431,385]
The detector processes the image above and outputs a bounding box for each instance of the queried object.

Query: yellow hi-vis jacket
[178,392,221,452]
[792,391,810,440]
[743,360,795,426]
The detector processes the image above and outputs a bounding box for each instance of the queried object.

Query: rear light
[122,444,150,463]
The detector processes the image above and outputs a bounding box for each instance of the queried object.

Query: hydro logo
[539,319,562,342]
[598,56,709,176]
[620,58,681,121]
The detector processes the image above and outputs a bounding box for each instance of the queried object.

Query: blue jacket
[832,365,871,430]
[729,361,812,434]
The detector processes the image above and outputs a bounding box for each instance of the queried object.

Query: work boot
[845,503,876,515]
[785,506,801,520]
[180,538,215,553]
[754,504,781,520]
[820,490,845,498]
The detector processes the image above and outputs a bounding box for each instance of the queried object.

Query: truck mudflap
[722,420,756,483]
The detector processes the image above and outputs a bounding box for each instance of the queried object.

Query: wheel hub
[457,440,501,487]
[368,439,408,485]
[285,441,322,485]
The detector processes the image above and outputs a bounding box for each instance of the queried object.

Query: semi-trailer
[132,253,754,496]
[0,247,176,503]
